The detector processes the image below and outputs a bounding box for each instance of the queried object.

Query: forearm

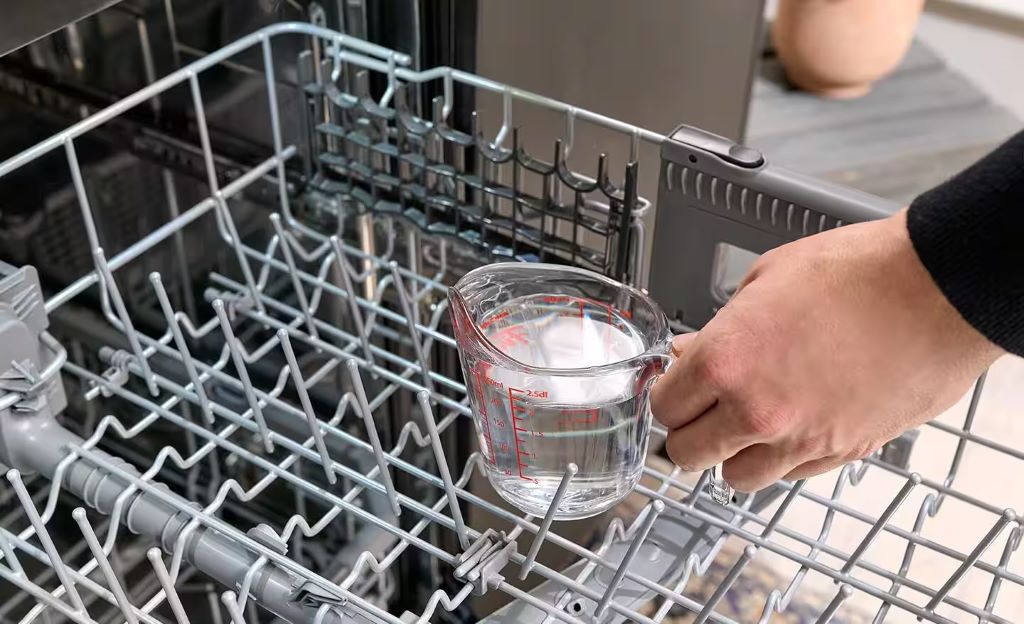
[907,129,1024,356]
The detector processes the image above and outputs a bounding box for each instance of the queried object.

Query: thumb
[670,332,698,358]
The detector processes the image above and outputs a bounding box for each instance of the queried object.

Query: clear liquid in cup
[468,294,653,519]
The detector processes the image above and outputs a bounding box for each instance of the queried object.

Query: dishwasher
[1,6,1023,624]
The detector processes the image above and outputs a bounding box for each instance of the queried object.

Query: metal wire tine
[416,390,469,550]
[221,591,248,624]
[162,0,181,68]
[64,138,102,254]
[6,470,88,615]
[188,72,220,196]
[876,395,985,621]
[136,16,160,114]
[329,235,375,367]
[493,86,512,148]
[71,508,139,624]
[841,473,921,574]
[684,469,712,507]
[161,169,198,319]
[983,526,1022,621]
[938,372,988,504]
[925,509,1017,613]
[261,36,294,224]
[102,479,144,553]
[329,33,344,83]
[872,491,933,624]
[311,602,330,624]
[387,261,434,392]
[151,272,213,423]
[191,62,252,279]
[815,584,853,624]
[94,247,160,396]
[762,479,806,538]
[207,273,467,414]
[147,548,191,624]
[693,545,758,624]
[378,51,397,107]
[270,214,319,339]
[519,463,578,580]
[593,499,665,618]
[213,197,266,314]
[563,106,576,161]
[278,329,336,485]
[213,299,273,452]
[651,531,735,622]
[441,69,454,119]
[435,238,449,279]
[347,358,402,517]
[338,216,393,284]
[0,525,25,577]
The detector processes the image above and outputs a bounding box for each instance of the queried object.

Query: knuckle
[741,406,789,438]
[845,440,878,463]
[666,449,699,473]
[649,383,670,423]
[722,468,764,493]
[794,432,826,457]
[820,432,847,458]
[665,433,704,473]
[693,350,741,392]
[750,252,774,273]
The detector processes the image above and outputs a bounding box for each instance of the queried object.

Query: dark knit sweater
[907,129,1024,356]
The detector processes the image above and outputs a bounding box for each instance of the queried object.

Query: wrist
[885,208,1004,366]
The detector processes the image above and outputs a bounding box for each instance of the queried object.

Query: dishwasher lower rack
[1,20,1023,624]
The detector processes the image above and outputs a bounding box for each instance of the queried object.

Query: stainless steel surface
[0,16,1021,624]
[0,0,123,57]
[475,0,766,237]
[476,0,764,142]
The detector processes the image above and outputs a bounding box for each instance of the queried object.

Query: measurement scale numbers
[468,293,651,516]
[473,378,649,515]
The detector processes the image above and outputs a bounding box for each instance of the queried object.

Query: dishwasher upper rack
[0,18,1021,624]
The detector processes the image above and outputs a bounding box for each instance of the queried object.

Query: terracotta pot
[771,0,925,99]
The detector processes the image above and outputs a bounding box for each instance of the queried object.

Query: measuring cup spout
[447,286,491,359]
[447,286,471,334]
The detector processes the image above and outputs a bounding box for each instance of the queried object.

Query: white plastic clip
[454,529,517,595]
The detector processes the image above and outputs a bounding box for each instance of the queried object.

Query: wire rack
[1,19,1023,624]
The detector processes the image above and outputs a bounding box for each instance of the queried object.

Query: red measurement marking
[472,367,497,466]
[487,325,528,352]
[479,310,510,330]
[577,297,613,324]
[507,387,538,482]
[558,407,600,429]
[547,296,633,325]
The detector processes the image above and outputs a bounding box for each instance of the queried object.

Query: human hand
[651,208,1003,492]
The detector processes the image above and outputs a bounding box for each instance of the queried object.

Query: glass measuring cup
[449,263,672,520]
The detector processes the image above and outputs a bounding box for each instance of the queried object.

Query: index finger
[651,333,718,430]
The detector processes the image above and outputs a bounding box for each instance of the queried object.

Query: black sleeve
[907,129,1024,356]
